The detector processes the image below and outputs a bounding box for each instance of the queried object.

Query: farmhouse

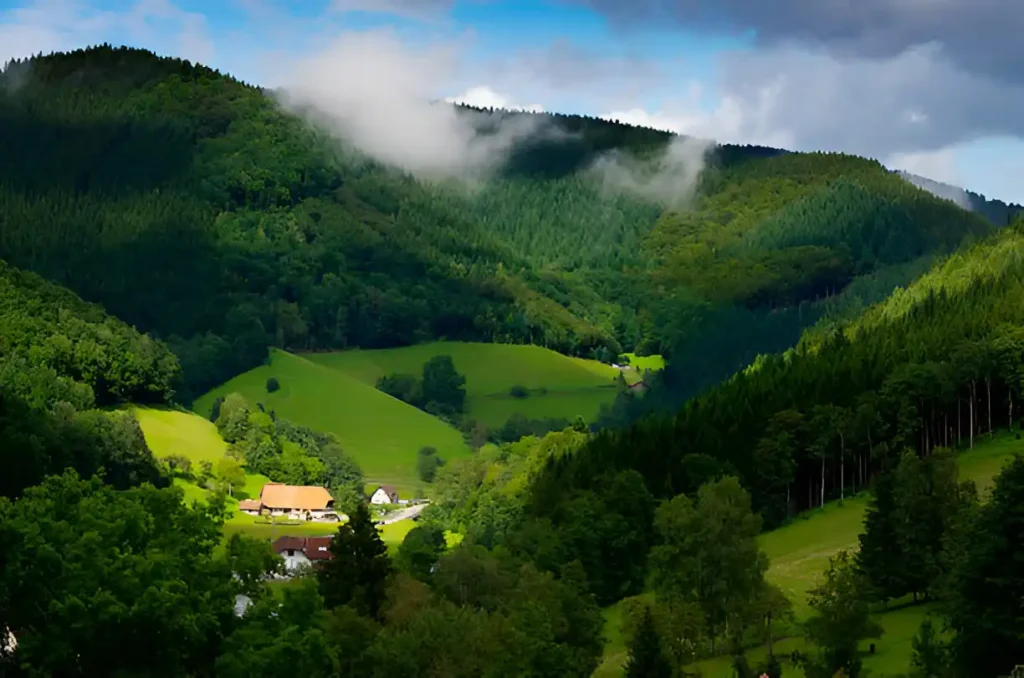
[244,483,342,522]
[370,484,399,505]
[237,499,262,516]
[272,535,333,573]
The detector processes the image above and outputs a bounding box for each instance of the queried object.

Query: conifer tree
[624,606,672,678]
[317,501,392,619]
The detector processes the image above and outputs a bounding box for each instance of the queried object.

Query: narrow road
[377,501,429,525]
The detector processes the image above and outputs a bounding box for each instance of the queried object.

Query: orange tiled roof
[238,499,262,511]
[259,483,334,510]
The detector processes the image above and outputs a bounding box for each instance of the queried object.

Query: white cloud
[888,147,960,185]
[445,85,544,112]
[272,29,549,181]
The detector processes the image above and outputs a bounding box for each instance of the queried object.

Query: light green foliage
[195,349,468,492]
[424,427,590,545]
[133,406,229,465]
[800,550,883,678]
[649,477,770,654]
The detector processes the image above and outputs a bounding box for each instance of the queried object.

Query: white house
[271,536,333,574]
[370,484,399,505]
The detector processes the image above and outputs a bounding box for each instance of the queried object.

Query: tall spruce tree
[856,468,905,601]
[317,502,392,619]
[946,456,1024,677]
[624,606,672,678]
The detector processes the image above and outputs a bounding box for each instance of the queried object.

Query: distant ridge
[892,168,1023,225]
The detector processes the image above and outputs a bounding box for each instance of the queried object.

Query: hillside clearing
[595,436,1021,677]
[193,349,471,493]
[132,406,229,465]
[303,341,644,426]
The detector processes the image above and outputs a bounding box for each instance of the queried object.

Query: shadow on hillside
[0,109,196,195]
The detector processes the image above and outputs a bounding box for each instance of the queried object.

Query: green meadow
[595,435,1022,678]
[192,349,471,493]
[133,406,424,547]
[303,341,649,427]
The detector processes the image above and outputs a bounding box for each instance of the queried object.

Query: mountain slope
[0,45,631,400]
[533,217,1024,537]
[1,44,1013,420]
[192,348,470,492]
[0,258,176,497]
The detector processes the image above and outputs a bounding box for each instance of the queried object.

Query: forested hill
[0,258,176,497]
[0,44,1016,407]
[529,215,1024,541]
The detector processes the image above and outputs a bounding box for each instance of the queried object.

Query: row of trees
[376,355,467,420]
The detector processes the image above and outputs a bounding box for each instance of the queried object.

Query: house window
[287,549,294,557]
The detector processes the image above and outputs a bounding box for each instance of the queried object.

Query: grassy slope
[133,406,229,465]
[134,406,418,548]
[303,341,630,427]
[595,436,1022,678]
[193,349,471,493]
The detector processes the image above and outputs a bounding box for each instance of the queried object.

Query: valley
[1,44,1023,678]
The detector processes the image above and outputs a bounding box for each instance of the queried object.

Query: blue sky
[1,0,1022,204]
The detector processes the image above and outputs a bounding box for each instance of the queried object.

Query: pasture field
[133,406,229,465]
[303,341,642,427]
[595,436,1022,677]
[193,349,470,493]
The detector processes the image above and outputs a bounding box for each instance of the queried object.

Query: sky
[1,0,1022,204]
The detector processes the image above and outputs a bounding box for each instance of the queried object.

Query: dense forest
[3,45,1018,405]
[2,44,1024,677]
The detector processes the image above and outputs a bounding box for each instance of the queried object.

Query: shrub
[417,446,445,483]
[509,385,529,399]
[266,377,280,393]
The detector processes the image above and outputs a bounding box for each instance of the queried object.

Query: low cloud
[588,135,714,207]
[272,29,551,182]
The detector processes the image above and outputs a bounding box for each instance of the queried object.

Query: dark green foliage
[416,446,445,483]
[0,471,233,676]
[376,372,422,405]
[421,355,467,417]
[494,412,572,443]
[216,579,340,678]
[376,355,467,420]
[317,502,392,619]
[944,455,1024,677]
[0,46,630,401]
[265,377,279,393]
[648,477,769,650]
[396,524,446,581]
[508,384,530,398]
[910,618,952,678]
[857,450,977,603]
[0,384,166,499]
[624,606,672,678]
[0,259,180,407]
[536,229,1024,536]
